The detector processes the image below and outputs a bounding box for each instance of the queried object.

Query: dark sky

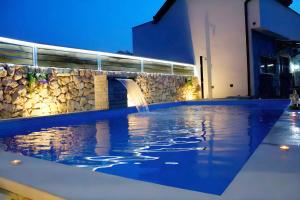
[0,0,299,53]
[291,0,300,13]
[0,0,165,53]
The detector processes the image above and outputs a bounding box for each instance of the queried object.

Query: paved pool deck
[0,109,299,200]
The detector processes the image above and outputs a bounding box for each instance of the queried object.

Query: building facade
[133,0,300,98]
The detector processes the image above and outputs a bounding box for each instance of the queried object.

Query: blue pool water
[0,100,288,195]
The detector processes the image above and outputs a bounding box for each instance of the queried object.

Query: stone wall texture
[0,64,201,119]
[0,64,108,119]
[135,74,200,104]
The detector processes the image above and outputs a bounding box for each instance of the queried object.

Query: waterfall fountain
[117,79,149,112]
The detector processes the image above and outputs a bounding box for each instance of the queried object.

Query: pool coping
[221,110,300,200]
[1,99,299,200]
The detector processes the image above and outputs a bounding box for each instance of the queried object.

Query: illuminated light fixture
[165,162,179,165]
[267,64,274,67]
[291,112,297,116]
[186,91,195,101]
[290,62,300,73]
[279,145,290,151]
[10,159,22,166]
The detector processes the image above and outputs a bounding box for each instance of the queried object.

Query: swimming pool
[0,100,289,195]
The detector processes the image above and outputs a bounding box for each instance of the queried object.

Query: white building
[133,0,300,99]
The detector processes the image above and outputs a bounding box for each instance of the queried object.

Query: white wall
[133,0,300,99]
[132,0,194,64]
[133,0,250,99]
[187,0,249,98]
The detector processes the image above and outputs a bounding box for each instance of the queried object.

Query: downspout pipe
[244,0,252,97]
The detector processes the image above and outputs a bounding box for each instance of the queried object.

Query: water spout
[117,79,149,112]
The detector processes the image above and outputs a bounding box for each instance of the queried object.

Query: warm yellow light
[186,92,194,101]
[127,94,136,107]
[279,145,290,151]
[10,159,22,166]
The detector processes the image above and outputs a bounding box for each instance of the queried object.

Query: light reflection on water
[272,111,300,146]
[0,105,284,195]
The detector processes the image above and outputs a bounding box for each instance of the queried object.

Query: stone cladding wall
[0,64,107,119]
[0,64,200,119]
[135,74,200,104]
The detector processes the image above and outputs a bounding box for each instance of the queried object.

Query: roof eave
[153,0,176,24]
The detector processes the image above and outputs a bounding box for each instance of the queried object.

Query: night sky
[291,1,300,12]
[0,0,165,53]
[0,0,299,53]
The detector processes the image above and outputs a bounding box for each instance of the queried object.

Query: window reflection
[101,56,141,72]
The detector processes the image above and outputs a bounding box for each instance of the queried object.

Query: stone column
[94,75,109,110]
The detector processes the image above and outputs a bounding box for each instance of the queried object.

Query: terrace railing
[0,37,195,76]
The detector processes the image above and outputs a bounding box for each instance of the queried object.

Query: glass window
[260,56,277,74]
[37,48,98,70]
[101,56,141,72]
[173,64,194,76]
[143,61,171,74]
[0,42,33,65]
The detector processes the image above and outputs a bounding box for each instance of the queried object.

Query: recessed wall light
[10,159,22,166]
[279,145,290,151]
